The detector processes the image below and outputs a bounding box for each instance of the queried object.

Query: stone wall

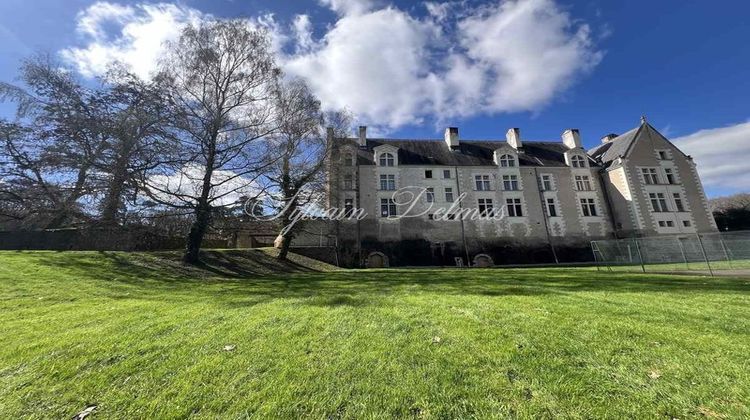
[0,228,228,251]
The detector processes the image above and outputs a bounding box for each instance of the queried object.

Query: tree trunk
[100,143,133,226]
[44,210,70,230]
[183,135,217,264]
[277,232,292,261]
[100,171,127,226]
[184,201,210,264]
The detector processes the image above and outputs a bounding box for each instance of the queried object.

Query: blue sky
[1,0,749,196]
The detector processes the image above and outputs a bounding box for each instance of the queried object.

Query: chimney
[445,127,459,148]
[601,133,618,144]
[506,128,521,149]
[562,129,581,149]
[358,126,367,147]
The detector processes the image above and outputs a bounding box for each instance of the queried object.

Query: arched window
[343,152,354,166]
[379,152,395,167]
[499,154,515,167]
[571,155,586,168]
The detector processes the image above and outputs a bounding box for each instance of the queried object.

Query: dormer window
[499,154,516,167]
[571,155,586,168]
[379,152,395,167]
[657,150,671,160]
[343,152,353,166]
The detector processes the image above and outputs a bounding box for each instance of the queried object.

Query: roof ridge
[365,138,563,144]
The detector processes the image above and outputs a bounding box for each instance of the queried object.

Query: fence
[591,231,750,275]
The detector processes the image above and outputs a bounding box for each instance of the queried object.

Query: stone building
[327,118,717,267]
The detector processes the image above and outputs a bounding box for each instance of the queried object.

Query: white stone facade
[327,120,717,266]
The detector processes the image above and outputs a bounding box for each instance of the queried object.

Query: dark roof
[588,122,684,168]
[349,138,587,167]
[588,125,642,164]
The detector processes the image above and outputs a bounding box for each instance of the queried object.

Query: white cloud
[456,0,602,113]
[672,121,750,192]
[60,0,602,129]
[318,0,376,16]
[424,2,451,22]
[284,7,435,128]
[61,2,205,79]
[285,0,601,127]
[291,14,316,54]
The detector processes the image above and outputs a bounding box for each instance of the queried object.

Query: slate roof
[348,138,588,167]
[588,125,642,165]
[587,122,684,168]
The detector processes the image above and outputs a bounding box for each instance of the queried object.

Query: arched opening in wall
[473,254,494,268]
[366,252,389,268]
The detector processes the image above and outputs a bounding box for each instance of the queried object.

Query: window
[580,198,597,217]
[683,220,692,227]
[478,198,494,217]
[444,187,454,202]
[658,220,675,228]
[506,198,523,217]
[571,155,586,168]
[673,193,685,212]
[546,198,557,217]
[499,154,515,167]
[575,175,592,191]
[343,174,353,190]
[426,187,435,203]
[540,174,552,191]
[649,193,669,212]
[664,168,676,184]
[343,152,353,166]
[502,175,519,191]
[642,168,659,185]
[379,174,396,190]
[378,152,395,167]
[475,175,491,191]
[380,198,397,217]
[657,150,670,160]
[344,198,354,216]
[443,169,451,179]
[425,170,433,179]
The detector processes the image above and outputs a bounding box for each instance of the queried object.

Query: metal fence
[591,231,750,275]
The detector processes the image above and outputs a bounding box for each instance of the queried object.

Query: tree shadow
[14,251,750,310]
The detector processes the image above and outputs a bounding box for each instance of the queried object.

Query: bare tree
[95,68,176,226]
[0,56,110,228]
[264,79,351,260]
[142,20,280,264]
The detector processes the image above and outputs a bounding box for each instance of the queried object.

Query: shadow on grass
[12,250,750,309]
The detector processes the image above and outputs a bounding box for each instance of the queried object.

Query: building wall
[337,158,614,266]
[618,131,717,235]
[326,130,716,267]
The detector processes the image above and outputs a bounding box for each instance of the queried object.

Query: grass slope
[1,251,749,418]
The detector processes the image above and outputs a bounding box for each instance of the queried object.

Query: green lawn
[1,251,749,419]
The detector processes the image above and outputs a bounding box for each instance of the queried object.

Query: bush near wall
[349,237,594,268]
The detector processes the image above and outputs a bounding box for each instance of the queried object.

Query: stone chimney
[601,133,618,144]
[445,127,459,148]
[358,126,367,147]
[506,128,521,149]
[562,129,582,149]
